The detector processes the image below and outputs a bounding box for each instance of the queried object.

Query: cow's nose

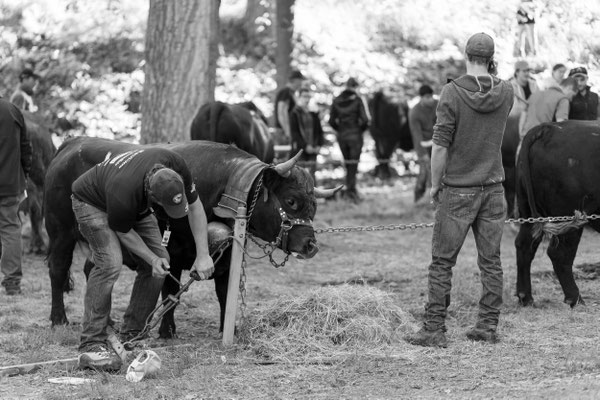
[304,238,319,259]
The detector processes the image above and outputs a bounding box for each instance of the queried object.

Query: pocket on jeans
[489,190,507,219]
[446,189,475,219]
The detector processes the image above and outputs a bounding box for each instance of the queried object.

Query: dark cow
[190,101,274,163]
[45,137,337,337]
[501,114,520,218]
[22,112,56,254]
[368,91,413,180]
[515,121,600,307]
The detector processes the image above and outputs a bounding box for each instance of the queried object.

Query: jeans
[425,184,506,332]
[338,137,363,192]
[0,195,23,288]
[72,196,168,350]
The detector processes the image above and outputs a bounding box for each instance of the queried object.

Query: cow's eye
[286,198,298,210]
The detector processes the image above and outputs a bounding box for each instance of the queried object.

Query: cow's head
[248,152,341,259]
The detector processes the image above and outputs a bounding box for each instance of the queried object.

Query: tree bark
[274,0,294,90]
[141,0,220,144]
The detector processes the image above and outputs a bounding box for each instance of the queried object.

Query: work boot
[405,327,448,348]
[78,343,123,371]
[466,326,499,343]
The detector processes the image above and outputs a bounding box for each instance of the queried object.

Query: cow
[190,101,275,163]
[501,114,520,219]
[44,137,338,338]
[515,121,600,307]
[368,91,413,180]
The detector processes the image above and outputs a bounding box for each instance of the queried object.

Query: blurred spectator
[516,0,537,57]
[520,77,578,139]
[329,77,370,204]
[274,69,305,148]
[567,67,600,121]
[508,60,539,132]
[0,98,31,295]
[10,68,40,112]
[290,87,324,183]
[542,64,567,89]
[409,84,437,203]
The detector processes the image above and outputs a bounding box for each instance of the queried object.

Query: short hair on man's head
[560,77,578,91]
[467,54,490,67]
[552,63,566,72]
[418,85,434,97]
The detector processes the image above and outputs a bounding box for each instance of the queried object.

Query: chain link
[314,214,600,235]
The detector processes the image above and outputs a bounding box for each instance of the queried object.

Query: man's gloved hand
[151,257,170,278]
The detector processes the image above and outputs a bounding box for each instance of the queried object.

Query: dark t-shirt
[274,87,296,128]
[72,147,198,232]
[522,83,532,100]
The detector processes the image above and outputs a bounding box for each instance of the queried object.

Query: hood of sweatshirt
[333,89,360,110]
[451,75,512,113]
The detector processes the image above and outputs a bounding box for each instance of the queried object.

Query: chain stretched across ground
[314,214,600,234]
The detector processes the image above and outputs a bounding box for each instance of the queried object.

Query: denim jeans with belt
[425,184,506,332]
[72,196,168,350]
[0,195,24,289]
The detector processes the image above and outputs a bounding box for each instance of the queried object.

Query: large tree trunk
[141,0,220,144]
[274,0,294,90]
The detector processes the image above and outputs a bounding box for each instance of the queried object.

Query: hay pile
[238,284,420,362]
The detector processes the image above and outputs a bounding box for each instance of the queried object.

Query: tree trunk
[141,0,220,144]
[274,0,294,90]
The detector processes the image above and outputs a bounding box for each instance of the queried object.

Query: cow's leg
[28,195,47,255]
[158,267,182,339]
[515,223,542,306]
[547,229,584,307]
[48,234,76,325]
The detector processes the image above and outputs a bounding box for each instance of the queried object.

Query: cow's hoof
[565,295,585,308]
[51,315,69,326]
[158,325,176,339]
[517,292,534,307]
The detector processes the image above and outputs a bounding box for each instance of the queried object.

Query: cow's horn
[314,185,344,199]
[273,150,303,177]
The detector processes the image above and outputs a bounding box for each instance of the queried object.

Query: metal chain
[314,214,600,235]
[239,255,248,324]
[246,233,290,268]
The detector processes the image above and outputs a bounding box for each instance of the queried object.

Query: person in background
[10,68,40,112]
[508,60,539,132]
[542,64,566,89]
[274,70,305,148]
[329,77,370,204]
[567,67,600,121]
[290,87,324,183]
[409,84,438,203]
[520,77,578,139]
[0,97,31,296]
[516,0,537,57]
[406,32,513,347]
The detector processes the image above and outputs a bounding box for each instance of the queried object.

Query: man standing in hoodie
[329,77,370,203]
[406,33,514,347]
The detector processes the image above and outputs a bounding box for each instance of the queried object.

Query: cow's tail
[209,102,226,143]
[518,124,545,220]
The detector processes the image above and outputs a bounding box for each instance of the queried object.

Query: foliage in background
[1,0,599,141]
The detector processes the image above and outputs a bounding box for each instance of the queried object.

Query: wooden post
[222,206,248,346]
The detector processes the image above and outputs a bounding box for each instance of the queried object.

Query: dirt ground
[2,181,600,400]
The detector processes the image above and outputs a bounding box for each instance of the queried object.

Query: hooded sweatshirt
[0,98,31,197]
[329,89,369,140]
[433,74,514,187]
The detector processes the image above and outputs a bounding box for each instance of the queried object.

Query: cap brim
[162,200,189,219]
[571,73,587,78]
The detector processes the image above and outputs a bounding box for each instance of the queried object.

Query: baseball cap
[514,60,530,71]
[149,168,189,219]
[289,69,305,80]
[20,68,40,81]
[568,66,588,78]
[465,33,494,57]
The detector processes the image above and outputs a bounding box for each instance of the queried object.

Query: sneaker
[466,327,499,343]
[78,343,123,371]
[405,327,448,348]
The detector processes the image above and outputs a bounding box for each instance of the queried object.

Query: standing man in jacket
[329,77,370,203]
[567,67,600,121]
[0,98,32,295]
[406,33,514,347]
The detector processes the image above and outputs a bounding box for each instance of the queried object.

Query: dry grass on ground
[1,180,600,399]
